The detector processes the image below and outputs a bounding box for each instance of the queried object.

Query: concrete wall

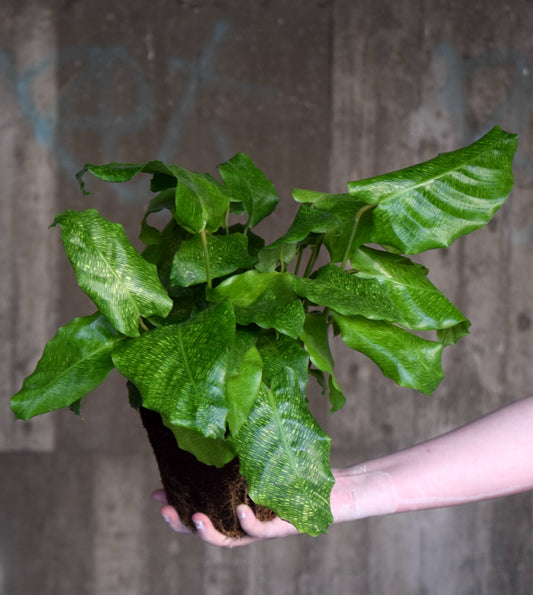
[1,1,532,593]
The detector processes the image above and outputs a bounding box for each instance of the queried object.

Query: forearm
[332,395,533,522]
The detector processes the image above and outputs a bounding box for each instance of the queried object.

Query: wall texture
[1,1,532,593]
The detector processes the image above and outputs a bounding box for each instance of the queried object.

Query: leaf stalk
[341,203,376,270]
[200,229,212,289]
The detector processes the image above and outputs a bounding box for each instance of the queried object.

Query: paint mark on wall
[0,21,276,200]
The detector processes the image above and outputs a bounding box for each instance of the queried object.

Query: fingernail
[162,514,171,525]
[237,507,246,520]
[194,519,204,531]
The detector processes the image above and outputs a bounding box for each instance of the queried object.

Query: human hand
[151,468,364,546]
[151,489,299,547]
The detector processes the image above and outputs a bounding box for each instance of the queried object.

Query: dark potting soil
[140,405,276,537]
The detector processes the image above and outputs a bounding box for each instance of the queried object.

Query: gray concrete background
[1,1,533,593]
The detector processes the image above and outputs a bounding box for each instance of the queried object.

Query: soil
[139,405,276,537]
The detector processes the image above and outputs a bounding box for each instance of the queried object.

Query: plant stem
[200,229,212,289]
[294,248,304,275]
[304,241,322,277]
[341,203,376,270]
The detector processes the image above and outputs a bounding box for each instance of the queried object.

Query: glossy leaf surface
[171,425,236,468]
[294,256,468,335]
[53,209,173,337]
[332,312,444,394]
[226,344,263,435]
[112,302,235,439]
[300,312,346,412]
[207,271,305,339]
[347,127,517,254]
[292,191,372,261]
[169,165,229,233]
[234,370,334,536]
[256,205,340,271]
[218,152,279,228]
[76,160,174,194]
[171,233,256,287]
[11,313,123,420]
[256,333,309,394]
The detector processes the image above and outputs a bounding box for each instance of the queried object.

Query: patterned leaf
[11,313,123,420]
[332,312,444,394]
[233,370,334,536]
[112,302,235,439]
[294,250,469,334]
[171,233,256,287]
[207,271,305,339]
[169,165,229,233]
[53,209,173,337]
[218,152,279,228]
[347,126,517,254]
[300,312,346,412]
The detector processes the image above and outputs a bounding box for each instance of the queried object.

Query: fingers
[153,488,298,546]
[160,504,191,534]
[188,507,298,546]
[191,513,260,548]
[156,500,258,544]
[236,505,299,539]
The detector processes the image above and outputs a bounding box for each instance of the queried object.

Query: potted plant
[10,126,517,538]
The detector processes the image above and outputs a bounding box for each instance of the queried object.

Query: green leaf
[327,376,346,413]
[227,327,260,375]
[332,312,444,394]
[226,344,263,435]
[233,370,334,536]
[150,173,178,193]
[139,188,177,246]
[293,192,373,262]
[142,221,189,295]
[11,313,123,420]
[256,332,309,394]
[292,188,349,205]
[171,233,256,287]
[300,312,346,412]
[280,204,341,242]
[76,160,175,194]
[169,165,229,233]
[53,209,173,337]
[170,425,236,467]
[255,205,339,272]
[207,271,305,339]
[437,323,470,346]
[112,301,235,439]
[128,379,235,466]
[301,312,334,373]
[294,252,468,334]
[347,126,518,254]
[256,242,298,273]
[218,152,279,228]
[350,246,470,335]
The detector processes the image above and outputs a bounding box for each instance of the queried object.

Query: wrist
[331,465,400,522]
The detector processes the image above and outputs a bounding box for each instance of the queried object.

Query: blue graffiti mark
[11,45,155,200]
[0,20,276,201]
[159,20,275,162]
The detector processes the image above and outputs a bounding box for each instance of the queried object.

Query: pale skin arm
[153,394,533,547]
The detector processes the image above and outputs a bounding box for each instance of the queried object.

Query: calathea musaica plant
[11,126,517,537]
